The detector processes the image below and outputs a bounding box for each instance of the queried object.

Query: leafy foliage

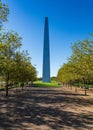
[0,1,37,96]
[57,37,93,87]
[0,0,9,29]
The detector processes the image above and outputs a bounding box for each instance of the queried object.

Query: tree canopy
[0,31,37,96]
[57,37,93,86]
[0,0,9,29]
[0,1,37,96]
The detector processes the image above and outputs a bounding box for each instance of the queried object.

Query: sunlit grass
[33,80,60,87]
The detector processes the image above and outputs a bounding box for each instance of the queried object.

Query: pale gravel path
[0,86,93,130]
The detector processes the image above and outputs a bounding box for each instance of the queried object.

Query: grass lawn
[33,80,60,87]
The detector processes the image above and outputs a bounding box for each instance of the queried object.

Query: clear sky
[2,0,93,77]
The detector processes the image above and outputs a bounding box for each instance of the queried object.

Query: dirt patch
[0,86,93,130]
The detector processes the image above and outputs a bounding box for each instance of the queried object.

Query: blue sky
[2,0,93,77]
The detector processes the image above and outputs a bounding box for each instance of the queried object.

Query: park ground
[0,86,93,130]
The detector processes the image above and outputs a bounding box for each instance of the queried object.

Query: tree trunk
[5,83,8,96]
[85,88,87,96]
[83,80,87,96]
[5,72,9,96]
[85,80,88,96]
[75,86,77,92]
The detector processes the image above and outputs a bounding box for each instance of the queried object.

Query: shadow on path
[0,87,93,130]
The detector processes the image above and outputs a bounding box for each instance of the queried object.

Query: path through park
[0,86,93,130]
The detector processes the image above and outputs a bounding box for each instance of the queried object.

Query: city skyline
[2,0,93,77]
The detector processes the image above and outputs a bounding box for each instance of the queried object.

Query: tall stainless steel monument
[42,17,50,82]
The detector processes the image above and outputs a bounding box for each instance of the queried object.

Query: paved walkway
[0,87,93,130]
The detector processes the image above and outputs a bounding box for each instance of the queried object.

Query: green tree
[0,31,22,96]
[0,1,37,96]
[10,51,37,85]
[0,0,9,29]
[57,36,93,95]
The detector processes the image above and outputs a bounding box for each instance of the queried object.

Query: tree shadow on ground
[0,87,93,130]
[16,88,93,106]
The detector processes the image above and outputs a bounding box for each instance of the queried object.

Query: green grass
[33,80,60,87]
